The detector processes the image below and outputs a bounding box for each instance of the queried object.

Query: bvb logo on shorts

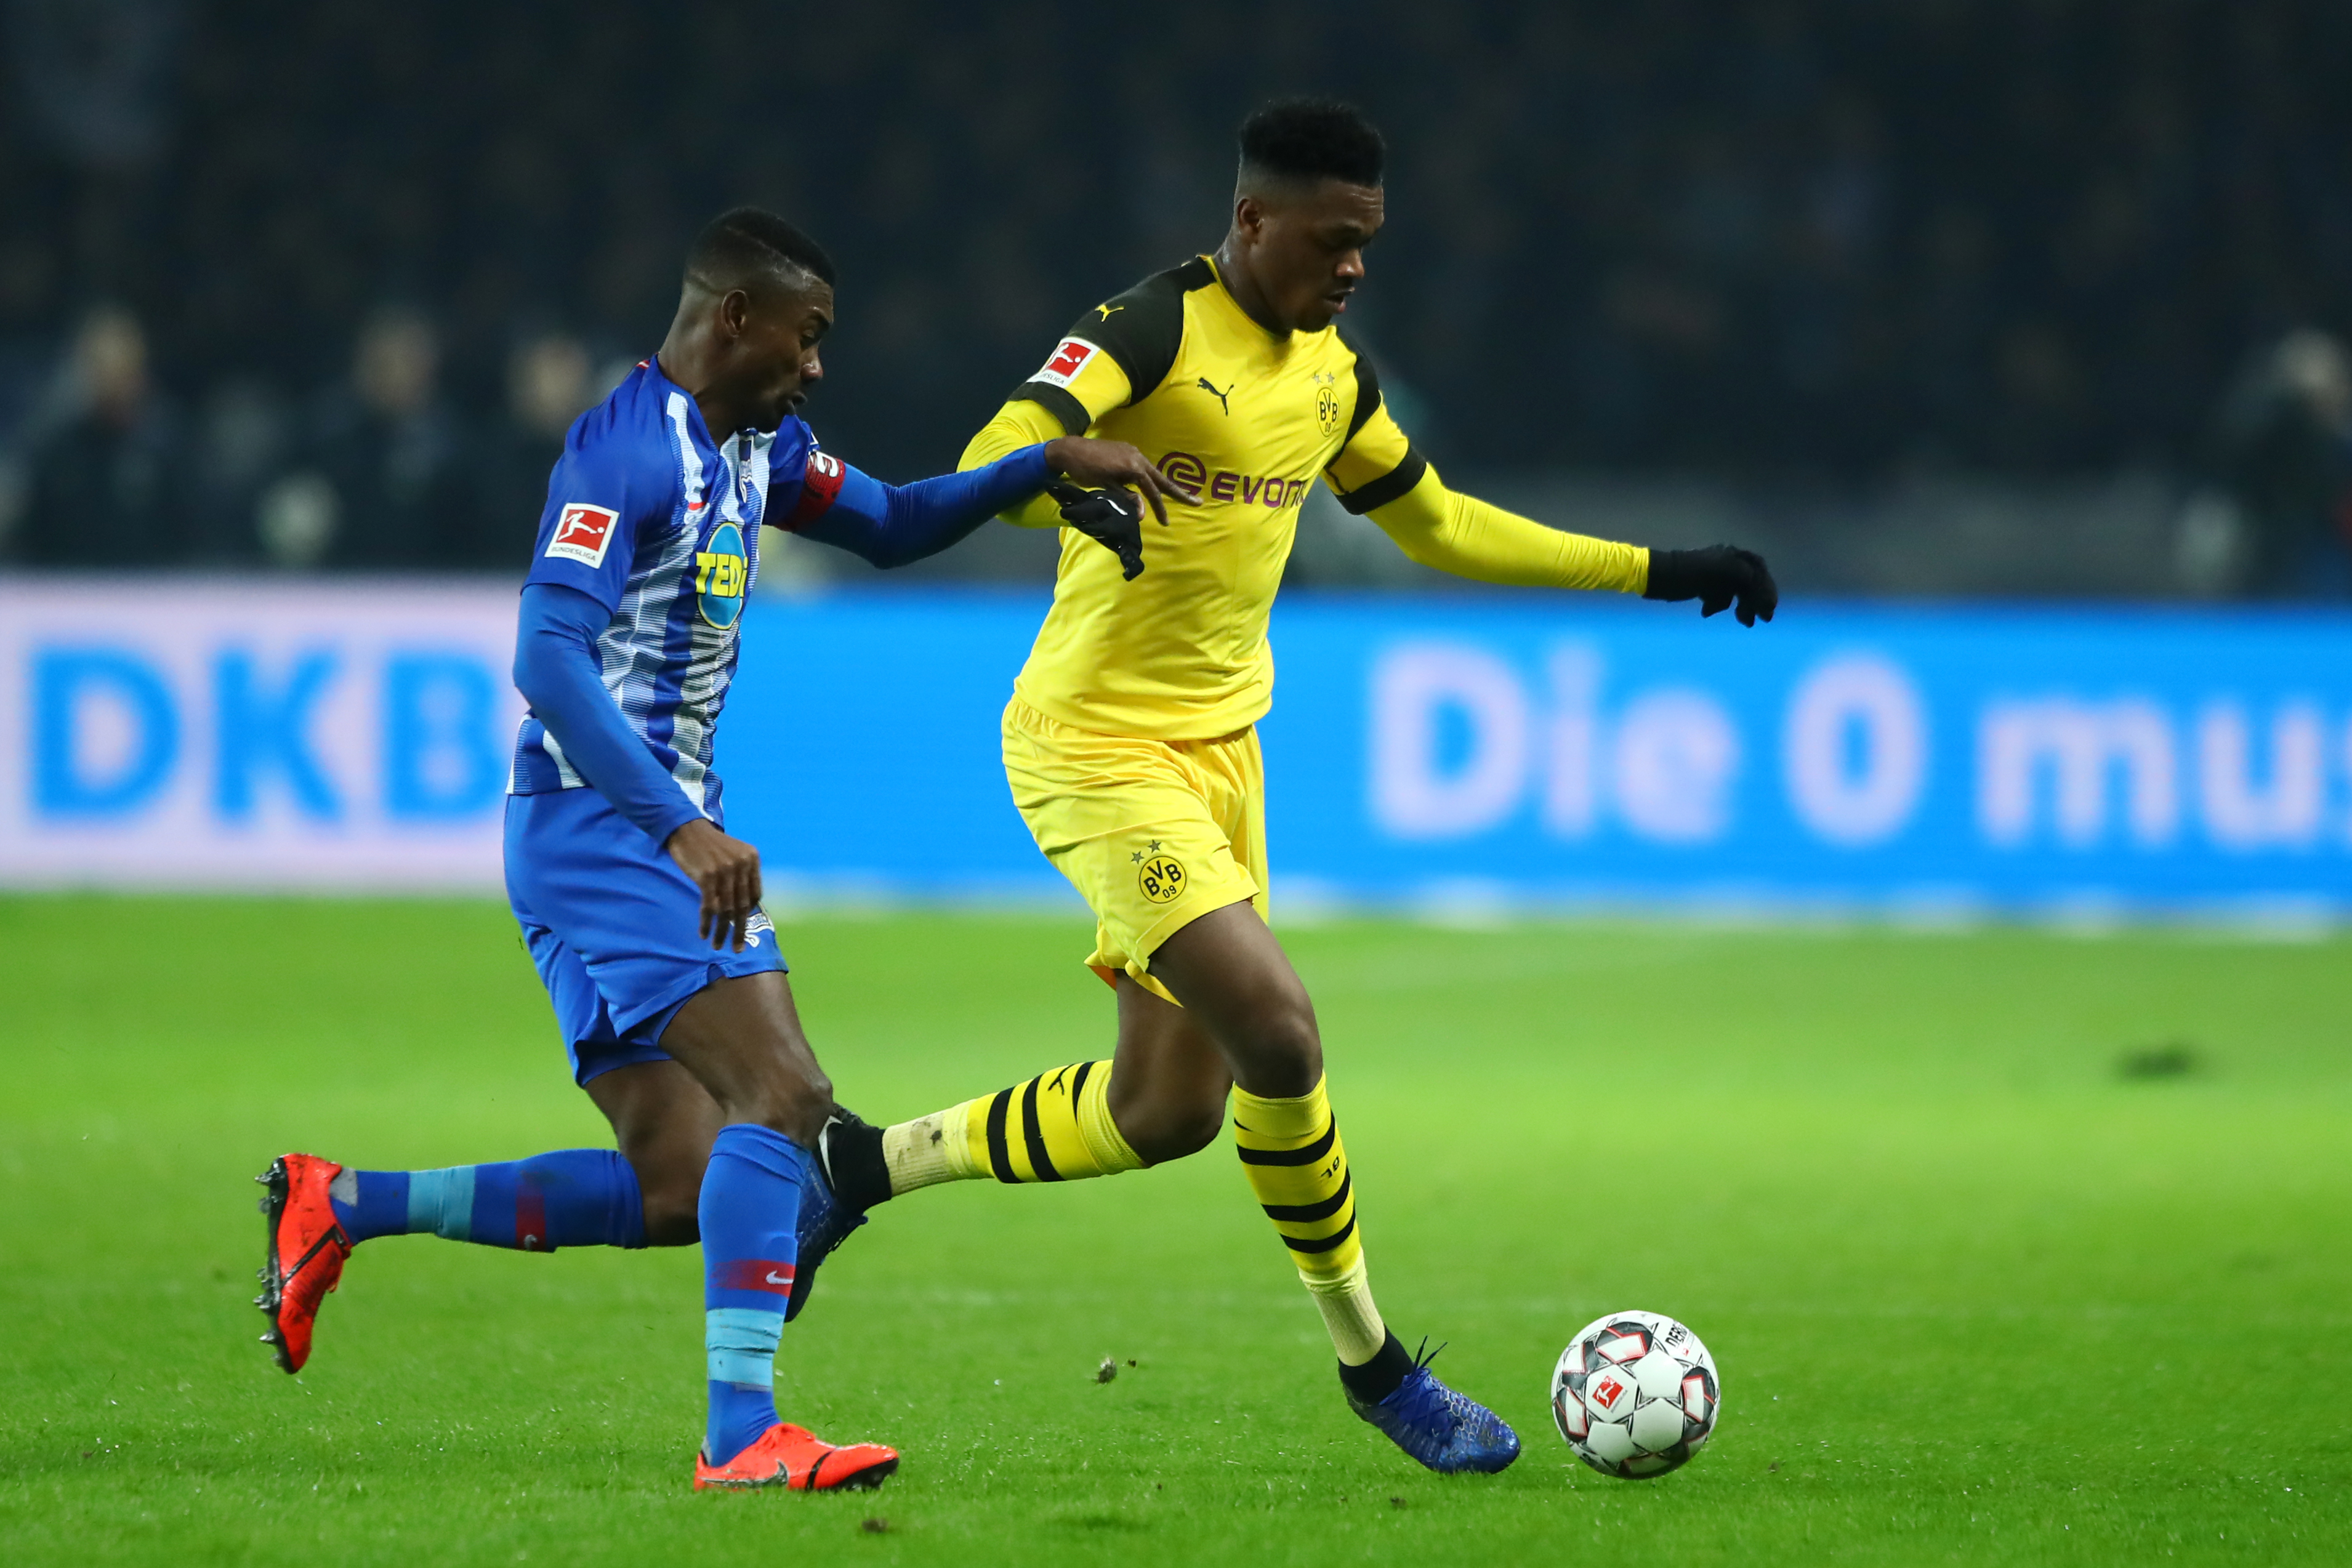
[1138,853,1188,904]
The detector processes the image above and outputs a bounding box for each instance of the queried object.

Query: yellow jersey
[964,254,1648,740]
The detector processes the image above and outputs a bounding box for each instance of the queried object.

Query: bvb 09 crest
[1314,371,1342,436]
[1138,853,1187,904]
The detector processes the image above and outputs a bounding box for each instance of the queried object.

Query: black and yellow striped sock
[882,1061,1143,1194]
[1233,1076,1388,1366]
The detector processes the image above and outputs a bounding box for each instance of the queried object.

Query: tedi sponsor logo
[1158,451,1311,510]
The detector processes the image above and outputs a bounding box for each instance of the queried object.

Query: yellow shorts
[1002,696,1267,1005]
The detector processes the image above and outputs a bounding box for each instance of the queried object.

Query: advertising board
[6,579,2348,922]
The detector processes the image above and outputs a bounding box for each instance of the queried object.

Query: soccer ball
[1550,1310,1720,1479]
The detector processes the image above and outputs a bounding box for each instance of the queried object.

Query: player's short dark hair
[685,206,837,296]
[1238,98,1385,190]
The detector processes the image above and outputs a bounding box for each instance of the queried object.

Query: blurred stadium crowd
[1,0,2349,592]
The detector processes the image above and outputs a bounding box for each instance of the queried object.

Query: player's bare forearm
[664,818,763,951]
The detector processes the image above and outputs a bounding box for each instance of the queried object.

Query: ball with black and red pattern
[1551,1309,1720,1478]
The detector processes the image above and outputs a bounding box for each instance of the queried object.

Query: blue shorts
[504,788,786,1085]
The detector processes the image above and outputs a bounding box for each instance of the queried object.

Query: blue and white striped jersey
[507,358,845,824]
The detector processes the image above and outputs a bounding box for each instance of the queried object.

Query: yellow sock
[1232,1076,1388,1365]
[882,1061,1143,1195]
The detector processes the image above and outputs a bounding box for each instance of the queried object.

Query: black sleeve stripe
[1168,255,1217,291]
[1005,259,1210,412]
[1009,383,1092,436]
[1069,258,1208,404]
[1335,449,1429,515]
[1344,349,1383,443]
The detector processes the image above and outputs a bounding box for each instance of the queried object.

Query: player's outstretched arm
[787,438,1189,571]
[1361,467,1778,627]
[1327,348,1773,622]
[958,399,1073,529]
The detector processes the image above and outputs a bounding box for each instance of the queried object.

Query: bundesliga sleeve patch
[1030,337,1100,389]
[784,448,847,530]
[545,502,619,567]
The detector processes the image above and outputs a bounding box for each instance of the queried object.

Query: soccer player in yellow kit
[822,99,1777,1473]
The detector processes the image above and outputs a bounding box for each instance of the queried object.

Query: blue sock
[700,1124,812,1466]
[327,1151,646,1251]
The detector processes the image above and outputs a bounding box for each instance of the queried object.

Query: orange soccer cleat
[254,1153,353,1374]
[693,1423,900,1492]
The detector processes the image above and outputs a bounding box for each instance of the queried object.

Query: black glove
[1643,545,1778,627]
[1050,481,1146,581]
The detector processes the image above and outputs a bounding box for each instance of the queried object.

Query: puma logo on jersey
[1095,304,1124,321]
[1196,376,1232,414]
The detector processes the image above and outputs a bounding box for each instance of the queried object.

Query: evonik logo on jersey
[546,503,619,567]
[1032,337,1100,389]
[1157,451,1313,512]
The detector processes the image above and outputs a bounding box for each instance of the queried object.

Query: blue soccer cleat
[786,1112,875,1322]
[1345,1341,1522,1474]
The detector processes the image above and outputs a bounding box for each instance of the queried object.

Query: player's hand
[664,818,764,952]
[1044,436,1198,526]
[1642,545,1779,627]
[1048,481,1153,580]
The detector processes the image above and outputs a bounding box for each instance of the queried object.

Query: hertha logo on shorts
[1138,853,1187,904]
[546,502,618,567]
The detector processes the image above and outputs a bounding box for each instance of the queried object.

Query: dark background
[5,0,2351,586]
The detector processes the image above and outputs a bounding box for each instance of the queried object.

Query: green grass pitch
[2,895,2346,1565]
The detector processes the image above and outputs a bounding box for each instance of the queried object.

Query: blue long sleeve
[512,582,704,845]
[795,443,1053,569]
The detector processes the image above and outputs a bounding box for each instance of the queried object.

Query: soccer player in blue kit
[252,207,1188,1492]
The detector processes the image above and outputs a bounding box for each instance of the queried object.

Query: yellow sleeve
[1364,460,1651,593]
[957,328,1141,528]
[959,399,1071,529]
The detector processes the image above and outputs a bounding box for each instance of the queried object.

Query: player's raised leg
[254,955,723,1375]
[840,960,1222,1203]
[860,947,1388,1387]
[254,1142,650,1375]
